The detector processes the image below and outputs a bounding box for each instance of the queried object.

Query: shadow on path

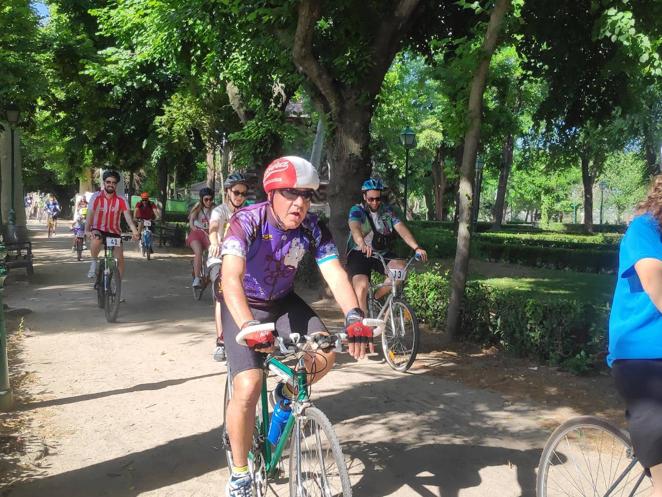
[18,372,224,411]
[4,429,224,497]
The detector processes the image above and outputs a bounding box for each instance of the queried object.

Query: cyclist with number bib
[187,187,215,288]
[347,178,428,318]
[609,175,662,494]
[220,156,374,497]
[209,172,250,362]
[85,170,139,279]
[134,192,160,251]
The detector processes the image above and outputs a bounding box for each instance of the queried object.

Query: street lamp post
[599,180,607,225]
[399,127,416,219]
[472,157,485,232]
[5,105,20,242]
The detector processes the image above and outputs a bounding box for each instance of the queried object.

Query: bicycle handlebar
[370,251,422,274]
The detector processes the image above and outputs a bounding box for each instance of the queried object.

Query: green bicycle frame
[257,355,310,476]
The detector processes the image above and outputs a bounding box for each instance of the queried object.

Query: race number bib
[106,237,121,247]
[388,268,407,281]
[143,220,152,227]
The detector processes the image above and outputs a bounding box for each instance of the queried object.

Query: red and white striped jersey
[89,192,129,235]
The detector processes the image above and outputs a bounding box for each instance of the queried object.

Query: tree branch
[292,0,341,113]
[366,0,422,94]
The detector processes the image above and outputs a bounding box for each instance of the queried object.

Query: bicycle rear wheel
[289,407,351,497]
[537,416,652,497]
[104,264,122,323]
[381,299,419,372]
[96,260,105,308]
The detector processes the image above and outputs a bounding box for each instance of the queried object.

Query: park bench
[3,241,34,277]
[156,223,186,248]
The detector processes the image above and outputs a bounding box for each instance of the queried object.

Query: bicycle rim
[381,299,419,372]
[537,416,652,497]
[104,265,121,323]
[76,239,83,261]
[289,407,352,497]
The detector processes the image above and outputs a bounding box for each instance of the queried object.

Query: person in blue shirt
[609,175,662,492]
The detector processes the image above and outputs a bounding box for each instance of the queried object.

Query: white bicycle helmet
[263,156,319,193]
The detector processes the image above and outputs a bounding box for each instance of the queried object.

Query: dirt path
[1,222,606,497]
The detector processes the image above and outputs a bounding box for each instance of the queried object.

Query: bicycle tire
[192,282,204,300]
[146,245,151,261]
[537,416,652,497]
[289,406,352,497]
[104,265,121,323]
[223,375,235,478]
[381,299,419,372]
[96,260,105,308]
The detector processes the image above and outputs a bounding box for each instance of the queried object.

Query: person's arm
[209,218,221,258]
[85,202,95,238]
[189,209,197,231]
[123,209,140,240]
[221,254,255,330]
[635,258,662,313]
[349,220,372,258]
[393,222,428,262]
[133,206,140,221]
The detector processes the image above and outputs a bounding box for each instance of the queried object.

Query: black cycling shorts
[346,249,395,278]
[612,359,662,470]
[221,292,327,377]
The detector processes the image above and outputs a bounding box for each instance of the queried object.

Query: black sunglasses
[366,196,382,203]
[230,190,248,197]
[279,188,314,201]
[203,197,213,202]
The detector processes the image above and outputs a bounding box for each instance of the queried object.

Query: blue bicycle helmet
[361,178,384,192]
[224,172,248,190]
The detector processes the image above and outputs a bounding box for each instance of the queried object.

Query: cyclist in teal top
[347,178,427,315]
[609,175,662,491]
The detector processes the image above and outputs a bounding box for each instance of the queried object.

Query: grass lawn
[434,258,616,303]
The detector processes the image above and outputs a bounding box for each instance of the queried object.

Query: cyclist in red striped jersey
[84,170,139,279]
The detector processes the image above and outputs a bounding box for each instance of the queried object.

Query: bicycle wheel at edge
[104,265,122,323]
[536,415,652,497]
[381,299,419,372]
[96,260,105,308]
[76,238,83,261]
[289,406,352,497]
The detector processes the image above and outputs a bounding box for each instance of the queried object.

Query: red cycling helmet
[262,156,319,194]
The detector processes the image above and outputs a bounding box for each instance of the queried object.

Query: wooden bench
[3,241,34,276]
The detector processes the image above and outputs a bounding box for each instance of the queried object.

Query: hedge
[402,226,619,273]
[404,268,608,373]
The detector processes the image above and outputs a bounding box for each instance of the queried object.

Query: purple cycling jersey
[221,201,338,305]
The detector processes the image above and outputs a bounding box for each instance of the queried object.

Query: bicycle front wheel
[104,265,122,323]
[96,260,105,308]
[382,299,419,372]
[289,407,351,497]
[76,238,83,261]
[537,416,652,497]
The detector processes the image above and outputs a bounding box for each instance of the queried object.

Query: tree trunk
[423,190,434,220]
[206,141,216,191]
[157,158,169,223]
[581,153,594,233]
[431,146,447,221]
[492,133,513,229]
[446,0,510,339]
[326,106,372,256]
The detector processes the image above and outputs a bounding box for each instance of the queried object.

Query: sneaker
[192,277,201,288]
[226,473,254,497]
[213,344,226,362]
[87,261,97,279]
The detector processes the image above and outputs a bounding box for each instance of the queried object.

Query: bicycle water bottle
[267,399,292,445]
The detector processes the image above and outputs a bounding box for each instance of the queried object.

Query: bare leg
[227,369,263,467]
[351,274,375,353]
[215,301,222,340]
[116,245,125,279]
[191,240,203,278]
[650,464,662,497]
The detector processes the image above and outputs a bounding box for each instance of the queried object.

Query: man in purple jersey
[220,156,372,496]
